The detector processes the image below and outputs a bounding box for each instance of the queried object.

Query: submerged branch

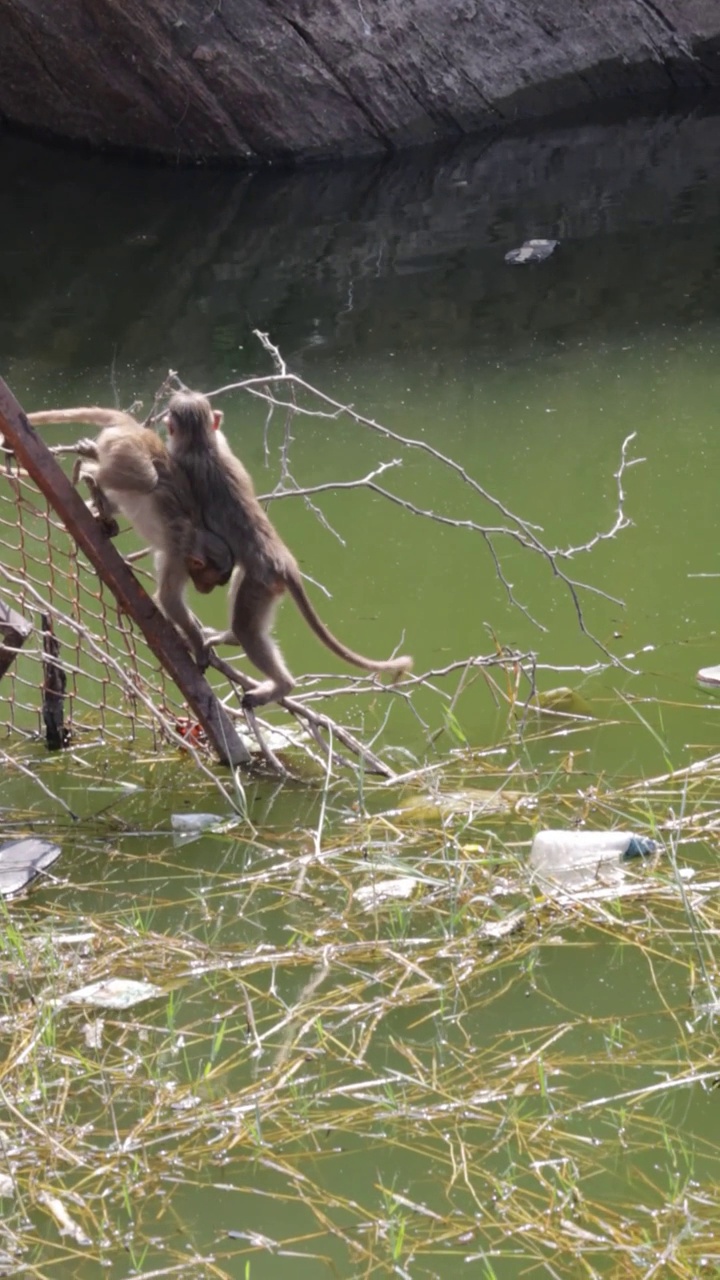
[207,650,396,778]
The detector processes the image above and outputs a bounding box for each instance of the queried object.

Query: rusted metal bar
[0,599,31,679]
[40,613,69,750]
[0,378,250,766]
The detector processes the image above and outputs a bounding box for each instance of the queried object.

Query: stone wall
[0,0,719,163]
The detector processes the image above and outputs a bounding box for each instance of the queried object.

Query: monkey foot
[195,649,211,673]
[241,677,294,709]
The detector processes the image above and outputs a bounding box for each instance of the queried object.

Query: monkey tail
[27,408,134,429]
[285,572,413,678]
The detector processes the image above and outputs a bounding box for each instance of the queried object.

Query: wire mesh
[0,456,186,751]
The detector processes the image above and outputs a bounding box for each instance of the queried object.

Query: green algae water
[3,111,720,1277]
[5,112,720,769]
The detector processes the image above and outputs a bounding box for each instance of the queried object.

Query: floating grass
[2,712,720,1277]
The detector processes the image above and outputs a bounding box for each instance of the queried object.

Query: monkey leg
[154,551,208,666]
[88,481,121,538]
[201,568,244,644]
[203,627,238,646]
[222,576,295,708]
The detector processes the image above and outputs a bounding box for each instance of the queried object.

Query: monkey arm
[71,456,120,538]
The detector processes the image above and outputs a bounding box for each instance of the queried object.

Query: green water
[4,111,720,770]
[3,110,720,1275]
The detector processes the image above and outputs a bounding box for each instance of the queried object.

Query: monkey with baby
[28,393,412,708]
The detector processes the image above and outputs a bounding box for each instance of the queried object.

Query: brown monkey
[27,407,231,655]
[164,390,413,708]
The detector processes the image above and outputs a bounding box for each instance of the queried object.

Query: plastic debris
[170,812,223,833]
[534,686,594,717]
[171,811,229,846]
[38,1192,91,1246]
[530,829,659,895]
[697,664,720,694]
[0,838,61,898]
[505,238,559,264]
[396,787,520,822]
[354,876,419,908]
[54,978,163,1009]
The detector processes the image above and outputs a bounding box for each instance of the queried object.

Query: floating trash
[478,908,527,941]
[395,788,520,823]
[505,238,559,264]
[171,812,223,833]
[531,829,657,868]
[533,686,594,718]
[697,665,720,694]
[171,812,229,845]
[54,978,163,1010]
[354,876,419,908]
[530,829,659,895]
[0,838,61,899]
[38,1191,91,1246]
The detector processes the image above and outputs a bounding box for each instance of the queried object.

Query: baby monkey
[27,406,232,657]
[164,391,413,708]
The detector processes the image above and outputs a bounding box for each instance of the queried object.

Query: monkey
[163,390,413,708]
[27,407,232,655]
[185,528,234,594]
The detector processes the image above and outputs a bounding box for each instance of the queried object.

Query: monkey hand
[201,627,235,648]
[80,496,119,537]
[95,510,120,538]
[75,436,99,458]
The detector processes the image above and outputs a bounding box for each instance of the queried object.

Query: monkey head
[186,528,233,594]
[165,391,223,451]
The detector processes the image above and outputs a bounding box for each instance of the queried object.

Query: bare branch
[205,334,640,664]
[207,651,395,778]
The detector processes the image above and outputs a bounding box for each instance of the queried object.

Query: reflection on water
[3,110,720,385]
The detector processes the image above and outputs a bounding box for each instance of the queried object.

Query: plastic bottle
[530,829,658,873]
[697,665,720,695]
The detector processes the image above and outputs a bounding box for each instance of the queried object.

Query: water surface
[4,111,720,775]
[3,111,720,1276]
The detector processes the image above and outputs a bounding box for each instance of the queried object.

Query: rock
[0,1,719,164]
